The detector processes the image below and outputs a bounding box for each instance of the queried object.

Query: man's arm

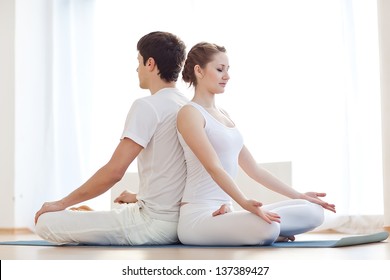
[35,138,143,223]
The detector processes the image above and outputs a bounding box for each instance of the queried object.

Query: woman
[177,42,336,246]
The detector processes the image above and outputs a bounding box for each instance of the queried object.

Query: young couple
[35,31,335,246]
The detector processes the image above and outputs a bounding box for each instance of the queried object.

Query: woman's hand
[301,192,336,213]
[242,199,281,224]
[35,200,66,224]
[113,190,138,204]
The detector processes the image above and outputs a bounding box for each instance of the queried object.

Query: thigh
[178,204,280,246]
[35,204,178,245]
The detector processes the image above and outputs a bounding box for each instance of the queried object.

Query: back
[121,88,189,221]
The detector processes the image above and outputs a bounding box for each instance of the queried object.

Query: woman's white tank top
[178,102,244,204]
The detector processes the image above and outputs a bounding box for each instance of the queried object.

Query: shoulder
[131,97,157,113]
[177,104,205,128]
[178,104,202,119]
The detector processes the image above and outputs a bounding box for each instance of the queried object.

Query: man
[35,31,188,245]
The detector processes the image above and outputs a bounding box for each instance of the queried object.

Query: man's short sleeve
[121,99,159,148]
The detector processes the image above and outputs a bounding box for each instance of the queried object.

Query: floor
[0,230,389,260]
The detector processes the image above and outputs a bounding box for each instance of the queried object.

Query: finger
[325,204,336,213]
[267,214,281,223]
[114,195,124,203]
[266,211,281,222]
[257,211,275,224]
[269,213,281,219]
[34,211,41,224]
[260,215,272,224]
[320,202,336,212]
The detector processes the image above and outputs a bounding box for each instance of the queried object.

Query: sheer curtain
[15,0,101,230]
[21,0,382,231]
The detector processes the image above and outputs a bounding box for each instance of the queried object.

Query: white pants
[35,203,178,245]
[177,199,324,246]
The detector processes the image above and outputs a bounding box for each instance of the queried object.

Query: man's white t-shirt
[121,88,188,222]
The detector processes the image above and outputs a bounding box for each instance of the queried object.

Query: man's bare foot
[69,205,94,211]
[276,235,295,242]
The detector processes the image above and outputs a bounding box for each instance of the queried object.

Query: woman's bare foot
[69,205,94,211]
[212,204,231,217]
[276,235,295,242]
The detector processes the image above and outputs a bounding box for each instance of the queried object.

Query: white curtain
[14,0,101,229]
[17,0,383,231]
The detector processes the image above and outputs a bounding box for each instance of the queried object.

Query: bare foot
[212,204,231,217]
[69,205,94,211]
[276,235,295,242]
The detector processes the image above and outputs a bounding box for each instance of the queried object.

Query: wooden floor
[0,230,389,260]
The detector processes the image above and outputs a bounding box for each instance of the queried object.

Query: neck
[149,80,176,95]
[192,89,216,108]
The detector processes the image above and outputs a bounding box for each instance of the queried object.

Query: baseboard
[0,228,33,234]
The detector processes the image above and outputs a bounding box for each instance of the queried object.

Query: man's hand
[114,190,138,204]
[35,200,66,224]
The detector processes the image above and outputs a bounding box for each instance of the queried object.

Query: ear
[194,65,204,79]
[146,57,156,71]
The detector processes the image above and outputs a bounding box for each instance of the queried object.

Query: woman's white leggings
[177,199,324,246]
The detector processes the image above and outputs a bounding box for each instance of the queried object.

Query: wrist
[59,198,71,209]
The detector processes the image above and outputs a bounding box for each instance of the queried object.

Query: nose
[223,72,230,80]
[136,67,138,72]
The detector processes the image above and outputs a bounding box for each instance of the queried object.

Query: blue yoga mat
[0,231,387,248]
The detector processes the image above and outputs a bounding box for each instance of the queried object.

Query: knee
[34,213,53,240]
[258,221,280,245]
[306,202,324,229]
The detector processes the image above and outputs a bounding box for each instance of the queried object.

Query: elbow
[205,164,226,180]
[103,164,126,185]
[111,168,126,184]
[111,171,124,184]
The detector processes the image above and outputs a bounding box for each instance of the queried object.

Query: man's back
[121,88,189,221]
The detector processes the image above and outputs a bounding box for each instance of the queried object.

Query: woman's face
[199,52,230,94]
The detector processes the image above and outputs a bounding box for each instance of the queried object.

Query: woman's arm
[177,106,280,223]
[238,145,301,198]
[238,145,336,212]
[35,138,143,223]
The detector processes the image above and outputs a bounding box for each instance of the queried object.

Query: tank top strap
[187,102,210,123]
[188,102,208,114]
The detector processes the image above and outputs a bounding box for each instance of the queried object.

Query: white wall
[378,0,390,227]
[0,0,16,228]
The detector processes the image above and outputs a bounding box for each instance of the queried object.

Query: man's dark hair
[137,31,186,82]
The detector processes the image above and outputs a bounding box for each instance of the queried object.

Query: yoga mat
[0,231,387,248]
